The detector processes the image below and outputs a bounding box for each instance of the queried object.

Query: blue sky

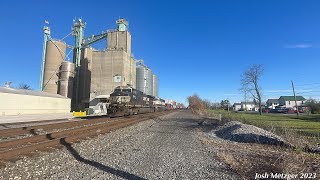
[1,0,320,105]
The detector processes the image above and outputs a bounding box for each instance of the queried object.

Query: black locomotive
[107,86,158,117]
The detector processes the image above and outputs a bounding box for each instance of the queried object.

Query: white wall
[285,101,304,108]
[0,93,71,115]
[267,102,278,109]
[241,104,256,111]
[234,105,241,111]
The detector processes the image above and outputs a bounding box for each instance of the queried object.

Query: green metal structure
[72,19,108,110]
[40,25,51,90]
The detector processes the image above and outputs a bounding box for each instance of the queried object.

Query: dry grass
[207,110,320,149]
[190,109,320,179]
[197,126,320,179]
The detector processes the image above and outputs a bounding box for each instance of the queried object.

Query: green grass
[208,110,320,139]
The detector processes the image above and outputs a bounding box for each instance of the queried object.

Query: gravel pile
[0,110,238,179]
[211,121,291,147]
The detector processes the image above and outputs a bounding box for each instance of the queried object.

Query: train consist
[86,86,179,117]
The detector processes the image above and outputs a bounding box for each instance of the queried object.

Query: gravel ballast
[0,110,238,179]
[212,121,291,146]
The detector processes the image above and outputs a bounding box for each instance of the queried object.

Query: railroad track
[0,111,171,163]
[0,116,112,139]
[0,118,74,130]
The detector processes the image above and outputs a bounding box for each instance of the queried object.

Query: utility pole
[227,103,229,112]
[244,90,247,111]
[291,80,299,119]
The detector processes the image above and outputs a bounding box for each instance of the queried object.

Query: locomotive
[107,86,164,117]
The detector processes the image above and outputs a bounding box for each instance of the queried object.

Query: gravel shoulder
[0,110,238,179]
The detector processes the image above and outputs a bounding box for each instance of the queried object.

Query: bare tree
[241,64,264,115]
[187,94,206,115]
[18,83,32,90]
[203,99,212,109]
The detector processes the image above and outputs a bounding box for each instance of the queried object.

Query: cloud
[284,44,313,49]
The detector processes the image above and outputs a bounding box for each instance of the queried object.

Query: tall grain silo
[152,74,158,97]
[57,61,75,98]
[43,40,66,94]
[136,64,153,96]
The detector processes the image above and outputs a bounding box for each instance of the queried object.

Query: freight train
[86,86,166,117]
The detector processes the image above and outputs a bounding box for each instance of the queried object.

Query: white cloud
[284,44,313,49]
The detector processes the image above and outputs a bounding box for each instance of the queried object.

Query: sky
[1,0,320,105]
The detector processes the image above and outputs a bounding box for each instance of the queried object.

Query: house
[241,102,258,111]
[266,99,279,109]
[278,96,306,109]
[233,103,241,111]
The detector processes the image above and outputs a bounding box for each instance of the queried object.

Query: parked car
[271,106,286,113]
[284,108,295,114]
[262,108,271,113]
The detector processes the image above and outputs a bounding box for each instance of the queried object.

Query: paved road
[0,110,238,179]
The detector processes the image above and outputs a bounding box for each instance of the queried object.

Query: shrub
[306,99,320,114]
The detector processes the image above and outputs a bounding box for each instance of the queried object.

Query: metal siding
[146,69,153,96]
[0,93,71,115]
[152,74,158,97]
[136,65,153,96]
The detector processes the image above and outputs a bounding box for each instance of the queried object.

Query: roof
[279,96,306,101]
[95,95,110,99]
[241,102,255,105]
[0,87,68,99]
[233,103,241,106]
[266,99,278,103]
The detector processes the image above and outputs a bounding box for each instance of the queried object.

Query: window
[288,101,290,104]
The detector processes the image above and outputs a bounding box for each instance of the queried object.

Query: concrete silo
[57,61,75,98]
[89,18,135,101]
[42,40,66,94]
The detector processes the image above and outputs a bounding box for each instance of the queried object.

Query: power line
[295,83,320,87]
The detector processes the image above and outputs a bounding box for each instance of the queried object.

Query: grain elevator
[40,18,157,111]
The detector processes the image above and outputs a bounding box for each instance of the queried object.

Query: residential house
[278,96,306,109]
[266,99,279,109]
[233,103,241,111]
[241,102,258,111]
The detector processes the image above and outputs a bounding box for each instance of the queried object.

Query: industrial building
[39,18,158,111]
[89,20,136,99]
[0,86,71,115]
